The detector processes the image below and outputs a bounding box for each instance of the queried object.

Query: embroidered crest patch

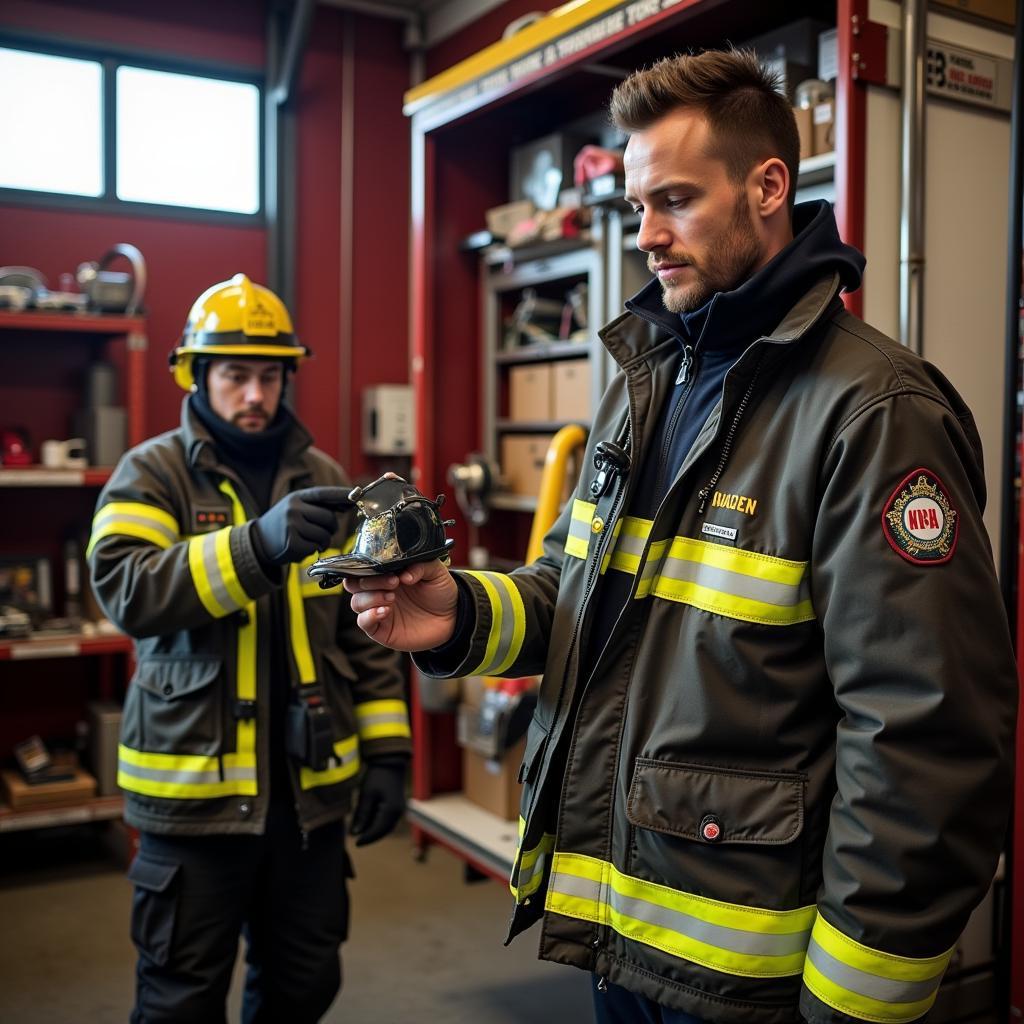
[882,469,958,565]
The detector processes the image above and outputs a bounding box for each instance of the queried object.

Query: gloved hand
[350,756,408,847]
[252,486,351,565]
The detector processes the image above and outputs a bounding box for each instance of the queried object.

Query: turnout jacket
[88,400,409,836]
[419,266,1016,1019]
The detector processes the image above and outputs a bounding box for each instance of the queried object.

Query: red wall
[0,0,411,473]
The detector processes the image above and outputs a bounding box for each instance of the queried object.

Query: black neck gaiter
[188,391,292,513]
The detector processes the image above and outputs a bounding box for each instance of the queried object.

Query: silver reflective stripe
[567,514,592,549]
[467,572,519,673]
[356,711,407,729]
[610,530,646,562]
[659,552,808,607]
[551,869,811,958]
[517,853,548,890]
[200,532,242,612]
[806,938,944,1004]
[95,510,178,545]
[118,761,257,785]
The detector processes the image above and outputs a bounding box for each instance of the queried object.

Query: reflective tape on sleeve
[187,527,251,618]
[355,699,411,741]
[461,570,526,675]
[546,852,815,978]
[802,914,951,1023]
[299,733,360,790]
[87,501,180,557]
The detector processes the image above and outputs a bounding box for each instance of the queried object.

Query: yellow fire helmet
[168,273,310,391]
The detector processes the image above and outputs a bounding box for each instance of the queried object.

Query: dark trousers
[592,975,708,1024]
[128,808,351,1024]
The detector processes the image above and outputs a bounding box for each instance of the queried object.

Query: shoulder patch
[882,468,958,565]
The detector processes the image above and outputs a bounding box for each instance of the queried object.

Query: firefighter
[343,51,1016,1024]
[88,274,410,1023]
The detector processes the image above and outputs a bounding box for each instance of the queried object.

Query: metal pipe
[899,0,926,354]
[318,0,418,24]
[273,0,315,106]
[527,425,587,565]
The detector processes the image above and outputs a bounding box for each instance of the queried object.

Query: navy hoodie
[582,200,864,666]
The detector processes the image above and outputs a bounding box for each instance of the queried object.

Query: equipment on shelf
[447,453,498,527]
[306,475,455,585]
[40,437,88,469]
[0,426,33,466]
[0,267,46,310]
[76,243,147,315]
[13,735,75,785]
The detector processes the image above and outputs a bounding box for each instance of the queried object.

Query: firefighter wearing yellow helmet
[169,273,310,391]
[89,272,409,1021]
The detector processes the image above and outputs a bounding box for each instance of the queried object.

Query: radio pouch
[285,691,337,772]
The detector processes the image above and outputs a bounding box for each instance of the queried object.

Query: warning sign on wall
[926,42,1011,113]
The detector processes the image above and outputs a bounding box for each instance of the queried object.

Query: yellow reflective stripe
[299,734,360,790]
[605,515,651,575]
[287,564,317,684]
[87,501,180,556]
[220,480,258,776]
[188,533,229,617]
[547,852,815,979]
[355,699,411,741]
[462,571,526,675]
[299,548,343,597]
[117,744,257,798]
[564,499,595,560]
[214,526,249,609]
[803,914,950,1023]
[636,537,815,626]
[510,829,556,900]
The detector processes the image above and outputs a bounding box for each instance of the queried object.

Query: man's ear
[756,157,790,219]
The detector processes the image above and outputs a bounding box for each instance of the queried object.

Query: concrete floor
[0,821,592,1023]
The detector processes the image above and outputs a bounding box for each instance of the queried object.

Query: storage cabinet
[0,311,146,833]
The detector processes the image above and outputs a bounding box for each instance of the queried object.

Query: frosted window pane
[117,66,259,214]
[0,48,103,196]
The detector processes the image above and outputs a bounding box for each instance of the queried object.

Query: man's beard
[650,193,763,314]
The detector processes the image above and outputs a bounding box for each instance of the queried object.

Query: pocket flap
[626,758,805,845]
[127,855,180,893]
[132,656,221,701]
[517,719,549,785]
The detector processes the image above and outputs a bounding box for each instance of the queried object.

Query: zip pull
[596,976,609,993]
[696,486,711,515]
[675,344,694,386]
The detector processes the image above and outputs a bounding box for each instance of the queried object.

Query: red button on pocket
[699,814,722,842]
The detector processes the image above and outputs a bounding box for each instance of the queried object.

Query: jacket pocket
[127,855,180,967]
[626,758,807,910]
[129,655,223,756]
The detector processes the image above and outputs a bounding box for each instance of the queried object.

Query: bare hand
[344,559,458,651]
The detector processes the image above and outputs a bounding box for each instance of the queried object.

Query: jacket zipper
[696,357,764,515]
[653,344,697,502]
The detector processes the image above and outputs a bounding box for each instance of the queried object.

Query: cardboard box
[485,199,536,239]
[508,364,553,422]
[2,767,97,811]
[794,105,814,161]
[932,0,1014,24]
[552,358,591,422]
[501,434,552,497]
[813,100,835,155]
[461,738,527,821]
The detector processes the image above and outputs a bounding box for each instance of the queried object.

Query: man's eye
[630,205,643,216]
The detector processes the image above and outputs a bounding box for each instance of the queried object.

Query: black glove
[350,757,408,847]
[251,486,351,565]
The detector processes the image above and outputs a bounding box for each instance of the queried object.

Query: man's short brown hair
[610,49,801,214]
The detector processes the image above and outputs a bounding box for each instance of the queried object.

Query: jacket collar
[180,396,315,478]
